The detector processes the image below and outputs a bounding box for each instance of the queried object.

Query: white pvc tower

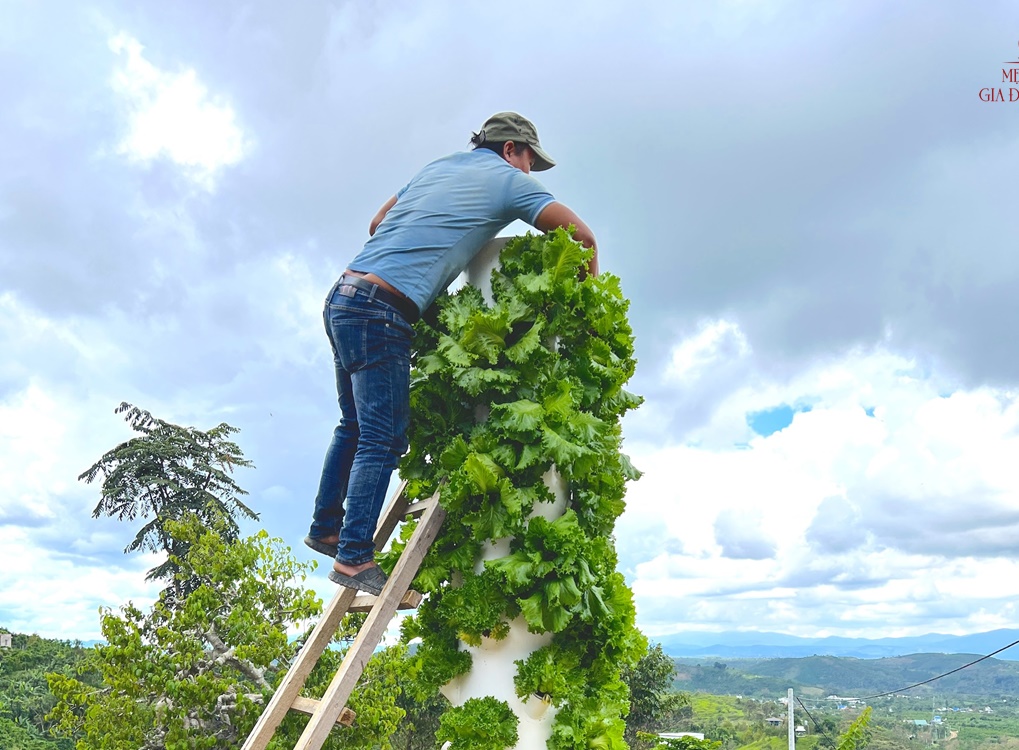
[438,237,565,749]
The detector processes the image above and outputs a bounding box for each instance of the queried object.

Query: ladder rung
[289,697,355,727]
[404,495,439,518]
[241,485,445,750]
[349,589,423,613]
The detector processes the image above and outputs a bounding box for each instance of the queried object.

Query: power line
[853,637,1019,701]
[692,637,1019,748]
[784,638,1019,750]
[795,696,838,750]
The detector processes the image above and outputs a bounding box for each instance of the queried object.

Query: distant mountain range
[655,629,1019,661]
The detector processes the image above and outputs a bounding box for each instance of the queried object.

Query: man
[306,112,597,595]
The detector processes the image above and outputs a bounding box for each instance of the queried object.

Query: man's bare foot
[333,559,378,577]
[327,559,388,595]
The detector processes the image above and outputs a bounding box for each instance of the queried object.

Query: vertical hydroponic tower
[391,231,645,750]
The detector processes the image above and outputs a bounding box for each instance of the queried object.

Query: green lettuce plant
[381,230,646,750]
[436,697,519,750]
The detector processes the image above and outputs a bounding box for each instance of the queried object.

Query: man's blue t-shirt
[349,149,555,313]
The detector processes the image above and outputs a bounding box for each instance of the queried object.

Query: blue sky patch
[747,404,813,437]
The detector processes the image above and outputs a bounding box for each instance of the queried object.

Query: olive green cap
[475,111,556,171]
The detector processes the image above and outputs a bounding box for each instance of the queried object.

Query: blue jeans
[310,279,413,565]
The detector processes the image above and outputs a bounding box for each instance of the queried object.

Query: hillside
[675,693,987,750]
[674,653,1019,699]
[0,631,84,750]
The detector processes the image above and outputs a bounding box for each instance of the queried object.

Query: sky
[2,0,1019,644]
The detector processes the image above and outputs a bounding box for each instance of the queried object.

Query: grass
[951,714,1019,750]
[734,737,823,749]
[688,694,747,721]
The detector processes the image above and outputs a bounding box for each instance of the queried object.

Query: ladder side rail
[293,499,446,750]
[241,586,359,750]
[371,480,411,544]
[241,481,416,750]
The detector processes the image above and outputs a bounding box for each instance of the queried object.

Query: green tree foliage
[79,403,258,593]
[386,230,645,750]
[623,644,690,746]
[390,677,448,750]
[0,631,85,750]
[0,718,66,750]
[46,520,406,750]
[814,715,839,736]
[836,707,872,750]
[670,653,1019,701]
[639,734,721,750]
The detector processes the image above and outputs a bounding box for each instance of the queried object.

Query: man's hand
[534,201,599,277]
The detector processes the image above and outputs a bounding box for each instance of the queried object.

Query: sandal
[304,535,338,558]
[328,564,388,596]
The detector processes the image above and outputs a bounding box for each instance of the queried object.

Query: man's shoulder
[410,149,519,187]
[424,149,501,172]
[406,150,549,205]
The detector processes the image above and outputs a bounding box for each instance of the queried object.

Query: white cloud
[665,318,750,383]
[806,496,864,553]
[0,384,65,523]
[0,525,160,639]
[5,0,1019,648]
[0,380,163,637]
[108,33,250,186]
[0,251,325,639]
[622,337,1019,638]
[715,509,778,560]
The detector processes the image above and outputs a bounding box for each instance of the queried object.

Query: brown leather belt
[338,273,420,323]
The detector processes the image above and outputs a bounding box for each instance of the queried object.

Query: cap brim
[530,143,555,171]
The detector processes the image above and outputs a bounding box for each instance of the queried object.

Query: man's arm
[534,201,599,277]
[369,195,398,236]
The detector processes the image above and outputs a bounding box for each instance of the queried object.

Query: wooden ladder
[242,483,446,750]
